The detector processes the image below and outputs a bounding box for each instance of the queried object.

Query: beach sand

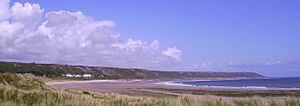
[46,80,300,97]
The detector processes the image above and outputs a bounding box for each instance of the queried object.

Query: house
[82,74,92,78]
[63,74,92,78]
[63,74,81,77]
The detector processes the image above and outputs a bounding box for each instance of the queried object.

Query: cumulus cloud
[162,47,182,62]
[11,2,44,27]
[150,40,159,50]
[0,1,182,69]
[0,0,11,22]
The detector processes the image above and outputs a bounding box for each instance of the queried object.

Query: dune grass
[1,73,300,106]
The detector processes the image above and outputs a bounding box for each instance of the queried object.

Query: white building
[64,74,73,77]
[63,74,92,78]
[82,74,92,78]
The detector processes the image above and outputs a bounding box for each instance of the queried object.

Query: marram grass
[1,73,300,106]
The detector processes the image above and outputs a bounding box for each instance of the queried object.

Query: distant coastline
[0,61,264,80]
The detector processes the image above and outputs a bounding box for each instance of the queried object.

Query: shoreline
[155,81,300,91]
[47,79,300,91]
[46,79,300,97]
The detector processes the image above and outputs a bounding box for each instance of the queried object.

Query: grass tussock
[1,72,300,106]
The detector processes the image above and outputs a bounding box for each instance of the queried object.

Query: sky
[1,0,300,77]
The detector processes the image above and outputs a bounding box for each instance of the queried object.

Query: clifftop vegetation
[0,61,264,80]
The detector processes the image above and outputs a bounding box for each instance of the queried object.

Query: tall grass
[1,73,300,106]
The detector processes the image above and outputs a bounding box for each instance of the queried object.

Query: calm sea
[179,77,300,88]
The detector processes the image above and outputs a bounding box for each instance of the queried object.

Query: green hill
[0,61,264,79]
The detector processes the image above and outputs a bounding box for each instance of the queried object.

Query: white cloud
[265,60,281,66]
[162,47,182,62]
[112,39,146,52]
[11,2,44,27]
[0,1,182,69]
[0,0,11,22]
[150,40,159,50]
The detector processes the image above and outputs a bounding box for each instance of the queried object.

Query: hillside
[0,61,264,79]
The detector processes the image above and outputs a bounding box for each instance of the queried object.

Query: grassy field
[1,73,300,106]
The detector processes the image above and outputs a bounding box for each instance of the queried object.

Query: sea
[173,77,300,89]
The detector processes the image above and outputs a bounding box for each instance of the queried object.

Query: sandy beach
[46,80,300,97]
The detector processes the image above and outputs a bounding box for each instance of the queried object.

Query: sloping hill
[0,61,264,79]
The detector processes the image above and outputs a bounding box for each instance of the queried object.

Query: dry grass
[1,73,300,106]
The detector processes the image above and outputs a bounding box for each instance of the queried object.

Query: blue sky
[3,0,300,77]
